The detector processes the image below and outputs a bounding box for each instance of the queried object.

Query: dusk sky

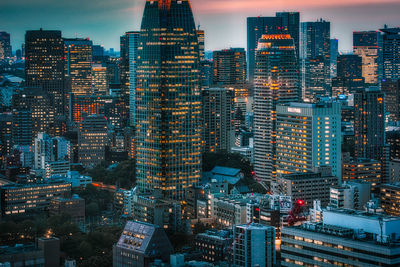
[1,0,400,53]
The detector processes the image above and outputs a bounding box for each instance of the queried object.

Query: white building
[34,133,71,170]
[233,223,276,267]
[46,161,70,178]
[330,181,371,210]
[276,101,342,180]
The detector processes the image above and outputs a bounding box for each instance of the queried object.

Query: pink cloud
[191,0,400,13]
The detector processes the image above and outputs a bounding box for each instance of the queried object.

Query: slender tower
[135,0,202,200]
[253,34,300,184]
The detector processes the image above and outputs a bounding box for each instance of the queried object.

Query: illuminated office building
[303,56,327,102]
[353,31,381,84]
[135,0,202,200]
[253,34,300,183]
[12,109,33,146]
[25,30,65,116]
[197,29,205,61]
[213,48,246,86]
[202,88,235,153]
[330,38,338,78]
[354,87,385,160]
[301,20,331,101]
[247,12,300,83]
[382,79,400,122]
[91,64,108,95]
[332,54,365,97]
[342,158,381,188]
[380,27,400,80]
[78,115,109,167]
[64,38,92,96]
[120,31,140,126]
[0,32,11,60]
[275,102,342,179]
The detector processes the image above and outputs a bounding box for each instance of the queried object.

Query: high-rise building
[381,183,400,216]
[331,54,365,97]
[353,31,381,84]
[12,88,56,138]
[380,27,400,80]
[202,88,234,153]
[301,19,331,101]
[135,0,202,200]
[64,38,92,96]
[0,32,12,60]
[354,87,385,160]
[197,29,205,61]
[275,102,342,179]
[78,115,108,167]
[330,38,338,78]
[120,31,140,126]
[34,133,71,170]
[387,130,400,160]
[233,223,276,267]
[303,56,327,102]
[12,109,33,146]
[254,34,300,183]
[25,30,65,116]
[247,12,300,83]
[212,48,246,86]
[382,79,400,122]
[91,64,108,95]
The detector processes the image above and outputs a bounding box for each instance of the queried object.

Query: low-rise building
[281,209,400,266]
[45,161,70,178]
[0,180,71,217]
[194,231,232,263]
[342,158,381,189]
[330,181,371,210]
[50,195,85,224]
[381,183,400,216]
[275,167,339,207]
[113,221,173,267]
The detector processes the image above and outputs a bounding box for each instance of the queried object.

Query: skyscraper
[253,34,299,184]
[247,12,300,83]
[330,38,338,78]
[0,32,12,60]
[301,20,331,101]
[135,0,202,200]
[64,38,92,96]
[382,79,400,122]
[380,27,400,81]
[197,29,205,61]
[120,31,140,126]
[25,30,65,117]
[353,31,381,84]
[91,64,108,96]
[202,88,235,153]
[332,54,365,97]
[354,87,385,160]
[212,48,246,87]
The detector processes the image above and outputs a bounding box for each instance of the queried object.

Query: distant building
[354,87,385,160]
[0,180,71,217]
[45,160,70,178]
[342,158,381,189]
[329,181,371,210]
[0,32,12,60]
[382,79,400,122]
[113,221,173,267]
[387,130,400,160]
[281,209,400,266]
[50,195,85,224]
[275,167,339,207]
[64,38,93,96]
[197,30,205,61]
[380,27,400,80]
[91,64,108,95]
[233,224,276,267]
[212,48,246,87]
[202,88,234,153]
[78,115,108,167]
[381,183,400,216]
[353,31,381,84]
[210,166,244,185]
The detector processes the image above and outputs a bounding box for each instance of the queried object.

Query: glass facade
[135,0,202,200]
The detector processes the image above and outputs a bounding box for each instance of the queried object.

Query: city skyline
[1,0,400,52]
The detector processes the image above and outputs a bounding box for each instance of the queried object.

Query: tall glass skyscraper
[25,29,65,117]
[135,0,202,200]
[380,27,400,81]
[253,34,300,184]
